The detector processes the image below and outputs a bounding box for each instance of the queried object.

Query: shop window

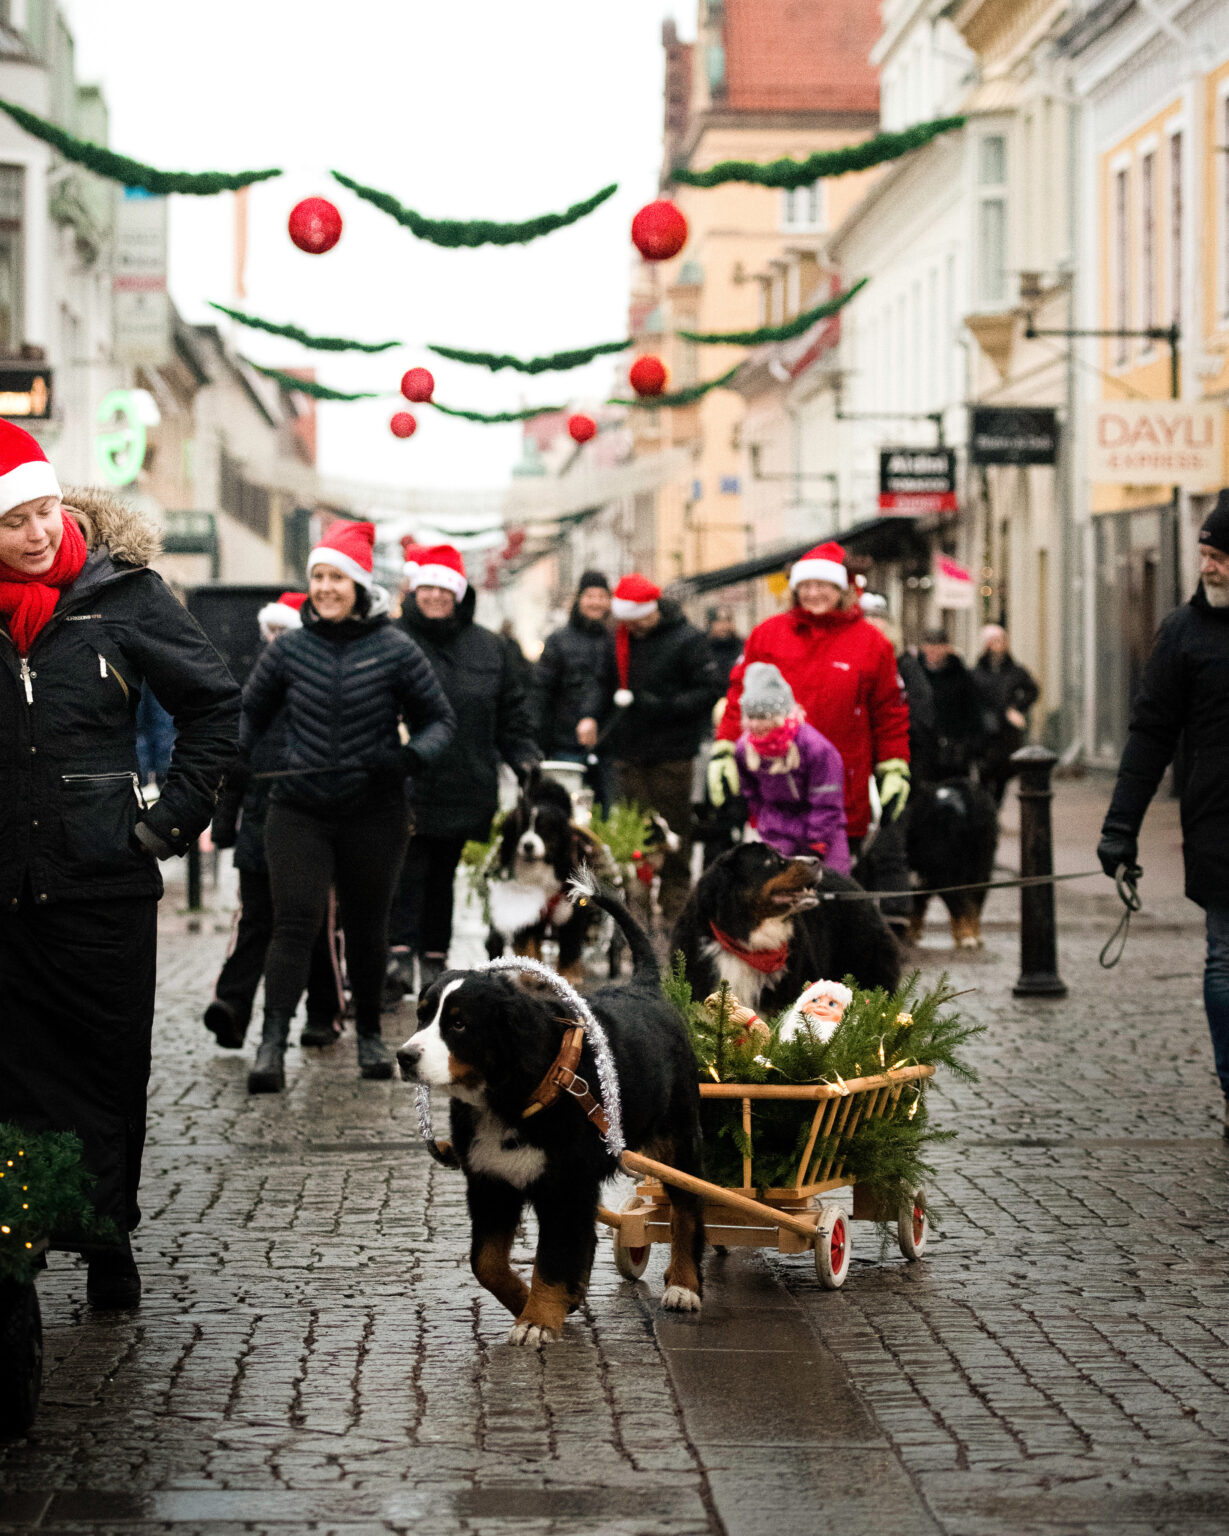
[1113,165,1130,364]
[1140,150,1156,336]
[1169,130,1183,326]
[976,134,1007,306]
[0,164,24,354]
[781,181,825,233]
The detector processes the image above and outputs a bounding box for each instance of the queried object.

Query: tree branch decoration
[0,1124,117,1284]
[430,400,568,424]
[0,97,281,194]
[677,279,868,347]
[427,338,631,374]
[331,171,618,248]
[609,365,741,408]
[245,361,385,401]
[671,116,966,190]
[209,303,399,354]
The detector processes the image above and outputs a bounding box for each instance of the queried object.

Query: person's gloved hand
[875,759,911,822]
[132,820,175,860]
[210,809,238,849]
[1097,822,1140,880]
[707,740,740,807]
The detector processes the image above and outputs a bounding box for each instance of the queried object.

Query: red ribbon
[708,922,790,974]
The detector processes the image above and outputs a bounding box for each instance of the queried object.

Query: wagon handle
[619,1150,820,1241]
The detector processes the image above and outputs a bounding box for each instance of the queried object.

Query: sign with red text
[878,447,957,515]
[1090,401,1223,487]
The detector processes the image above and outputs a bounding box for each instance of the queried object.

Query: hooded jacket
[605,598,724,765]
[530,603,615,755]
[0,489,241,907]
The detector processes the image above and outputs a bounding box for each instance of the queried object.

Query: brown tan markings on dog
[472,1232,529,1317]
[448,1055,483,1090]
[664,1203,702,1296]
[753,861,819,922]
[515,1263,577,1337]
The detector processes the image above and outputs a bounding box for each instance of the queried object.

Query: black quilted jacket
[239,593,456,813]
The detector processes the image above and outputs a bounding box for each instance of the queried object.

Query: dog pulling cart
[598,1063,934,1288]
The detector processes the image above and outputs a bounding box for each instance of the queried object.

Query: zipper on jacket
[98,653,131,702]
[61,770,147,810]
[19,655,32,703]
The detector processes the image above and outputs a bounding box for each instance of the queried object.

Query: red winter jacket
[718,604,909,838]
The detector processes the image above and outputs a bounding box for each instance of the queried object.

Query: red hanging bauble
[288,197,343,255]
[390,411,417,439]
[631,200,687,261]
[568,413,597,444]
[400,367,435,403]
[629,355,668,397]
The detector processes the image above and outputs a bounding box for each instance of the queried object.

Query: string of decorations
[670,115,967,189]
[609,364,741,409]
[426,338,632,374]
[245,361,385,401]
[208,302,399,353]
[329,170,618,248]
[0,97,281,194]
[676,279,867,346]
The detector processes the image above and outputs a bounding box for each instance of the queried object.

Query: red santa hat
[788,540,848,591]
[0,420,60,514]
[307,519,376,589]
[401,535,428,581]
[257,590,307,641]
[413,543,468,600]
[611,572,661,622]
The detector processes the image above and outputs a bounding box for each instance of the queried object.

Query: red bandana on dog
[0,512,87,655]
[708,922,790,974]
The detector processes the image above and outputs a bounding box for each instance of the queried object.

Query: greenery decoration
[671,116,967,190]
[431,399,567,424]
[587,802,654,866]
[676,279,868,347]
[427,338,631,375]
[461,812,507,926]
[610,364,741,409]
[0,97,280,195]
[209,303,398,354]
[0,1124,116,1284]
[331,170,618,248]
[244,361,384,401]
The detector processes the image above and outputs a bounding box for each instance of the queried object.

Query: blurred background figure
[704,605,744,686]
[134,687,176,793]
[530,569,615,811]
[918,626,984,779]
[973,624,1039,805]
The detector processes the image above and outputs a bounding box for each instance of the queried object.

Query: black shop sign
[0,367,51,420]
[970,406,1059,466]
[878,447,957,516]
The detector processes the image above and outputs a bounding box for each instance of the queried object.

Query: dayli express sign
[1090,401,1223,487]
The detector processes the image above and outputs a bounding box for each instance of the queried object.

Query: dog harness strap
[708,921,791,974]
[522,1022,612,1137]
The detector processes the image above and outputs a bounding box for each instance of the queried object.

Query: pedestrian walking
[734,662,850,871]
[1098,492,1229,1138]
[705,605,744,685]
[388,544,539,996]
[205,592,345,1052]
[0,426,240,1308]
[917,626,984,778]
[529,569,616,810]
[603,573,724,923]
[973,624,1039,805]
[711,541,911,865]
[238,521,456,1092]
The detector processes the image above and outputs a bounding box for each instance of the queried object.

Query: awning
[668,516,931,597]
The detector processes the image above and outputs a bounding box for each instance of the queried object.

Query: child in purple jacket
[734,662,851,873]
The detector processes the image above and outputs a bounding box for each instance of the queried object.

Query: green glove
[707,740,741,808]
[875,759,911,822]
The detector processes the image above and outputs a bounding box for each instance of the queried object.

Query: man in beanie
[1099,491,1229,1138]
[603,573,723,922]
[530,569,616,809]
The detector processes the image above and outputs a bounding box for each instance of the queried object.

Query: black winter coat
[401,588,540,840]
[919,653,984,776]
[530,605,614,755]
[0,491,240,908]
[605,600,724,765]
[1104,587,1229,907]
[973,652,1039,735]
[239,591,456,814]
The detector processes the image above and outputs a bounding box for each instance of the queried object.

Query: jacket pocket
[59,771,145,876]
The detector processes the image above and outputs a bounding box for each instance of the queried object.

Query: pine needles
[0,1125,116,1283]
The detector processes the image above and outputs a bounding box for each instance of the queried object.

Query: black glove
[132,819,175,861]
[1097,823,1139,880]
[210,809,238,850]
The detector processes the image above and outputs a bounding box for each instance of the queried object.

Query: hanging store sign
[970,406,1059,465]
[0,367,52,418]
[1090,400,1223,487]
[113,188,171,367]
[934,553,975,610]
[878,447,957,515]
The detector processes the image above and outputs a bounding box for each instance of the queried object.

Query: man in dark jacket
[604,573,723,922]
[705,605,744,685]
[918,627,984,779]
[1099,493,1229,1139]
[973,624,1039,805]
[530,569,615,809]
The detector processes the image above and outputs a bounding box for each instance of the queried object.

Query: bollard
[1011,745,1068,998]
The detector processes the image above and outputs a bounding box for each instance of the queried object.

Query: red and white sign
[1090,401,1223,488]
[933,554,974,611]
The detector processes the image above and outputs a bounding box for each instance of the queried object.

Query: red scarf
[748,715,800,758]
[0,513,88,655]
[615,623,631,689]
[709,921,790,974]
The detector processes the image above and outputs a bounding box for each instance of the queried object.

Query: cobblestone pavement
[2,787,1228,1536]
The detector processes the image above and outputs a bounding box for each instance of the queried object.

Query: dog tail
[568,865,659,980]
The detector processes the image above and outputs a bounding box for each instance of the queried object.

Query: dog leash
[1098,864,1142,969]
[817,869,1106,902]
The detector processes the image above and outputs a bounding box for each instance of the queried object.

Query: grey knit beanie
[742,662,795,719]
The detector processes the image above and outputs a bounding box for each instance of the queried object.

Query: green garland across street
[208,303,399,353]
[430,400,568,424]
[0,97,281,194]
[609,364,742,408]
[245,360,385,401]
[330,170,618,248]
[670,116,966,190]
[676,278,868,346]
[427,338,632,374]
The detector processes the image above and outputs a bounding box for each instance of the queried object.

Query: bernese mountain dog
[671,841,902,1016]
[398,873,705,1347]
[905,778,999,948]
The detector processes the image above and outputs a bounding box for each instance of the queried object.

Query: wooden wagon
[598,1063,935,1288]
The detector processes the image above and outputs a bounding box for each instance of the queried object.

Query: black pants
[0,893,157,1233]
[389,833,468,958]
[264,796,409,1035]
[212,869,343,1037]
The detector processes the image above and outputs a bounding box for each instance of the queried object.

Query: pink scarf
[748,715,800,759]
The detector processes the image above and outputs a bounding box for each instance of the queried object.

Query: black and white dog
[905,778,999,949]
[399,871,705,1346]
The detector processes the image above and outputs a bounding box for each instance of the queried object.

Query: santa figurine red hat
[307,519,376,589]
[257,590,306,641]
[611,573,662,707]
[413,544,468,600]
[400,535,428,583]
[789,541,848,591]
[0,420,60,512]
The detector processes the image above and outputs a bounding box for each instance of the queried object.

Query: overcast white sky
[63,1,692,491]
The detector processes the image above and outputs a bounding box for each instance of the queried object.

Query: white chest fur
[464,1111,549,1189]
[702,916,793,1010]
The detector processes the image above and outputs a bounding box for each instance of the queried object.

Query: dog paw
[507,1321,560,1347]
[661,1285,702,1313]
[957,935,982,950]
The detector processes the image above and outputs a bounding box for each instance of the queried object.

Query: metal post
[1011,745,1068,998]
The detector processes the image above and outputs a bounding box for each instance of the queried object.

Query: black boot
[356,1031,395,1080]
[85,1235,141,1310]
[247,1011,291,1094]
[204,998,246,1049]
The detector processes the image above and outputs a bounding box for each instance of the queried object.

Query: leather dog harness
[522,1022,611,1137]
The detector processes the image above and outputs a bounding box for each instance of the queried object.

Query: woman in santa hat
[238,521,456,1091]
[0,422,240,1308]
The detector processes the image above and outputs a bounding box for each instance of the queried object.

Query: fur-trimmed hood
[62,486,162,569]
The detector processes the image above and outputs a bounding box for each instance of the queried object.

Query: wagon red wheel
[898,1187,928,1261]
[814,1204,851,1289]
[612,1196,652,1280]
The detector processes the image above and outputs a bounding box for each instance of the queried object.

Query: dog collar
[522,1021,611,1137]
[709,921,790,974]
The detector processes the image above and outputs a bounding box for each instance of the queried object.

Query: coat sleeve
[734,743,762,823]
[237,634,288,758]
[394,634,457,770]
[528,632,562,747]
[495,635,541,769]
[866,633,911,766]
[128,573,241,852]
[1104,616,1189,833]
[1009,663,1040,714]
[803,738,848,850]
